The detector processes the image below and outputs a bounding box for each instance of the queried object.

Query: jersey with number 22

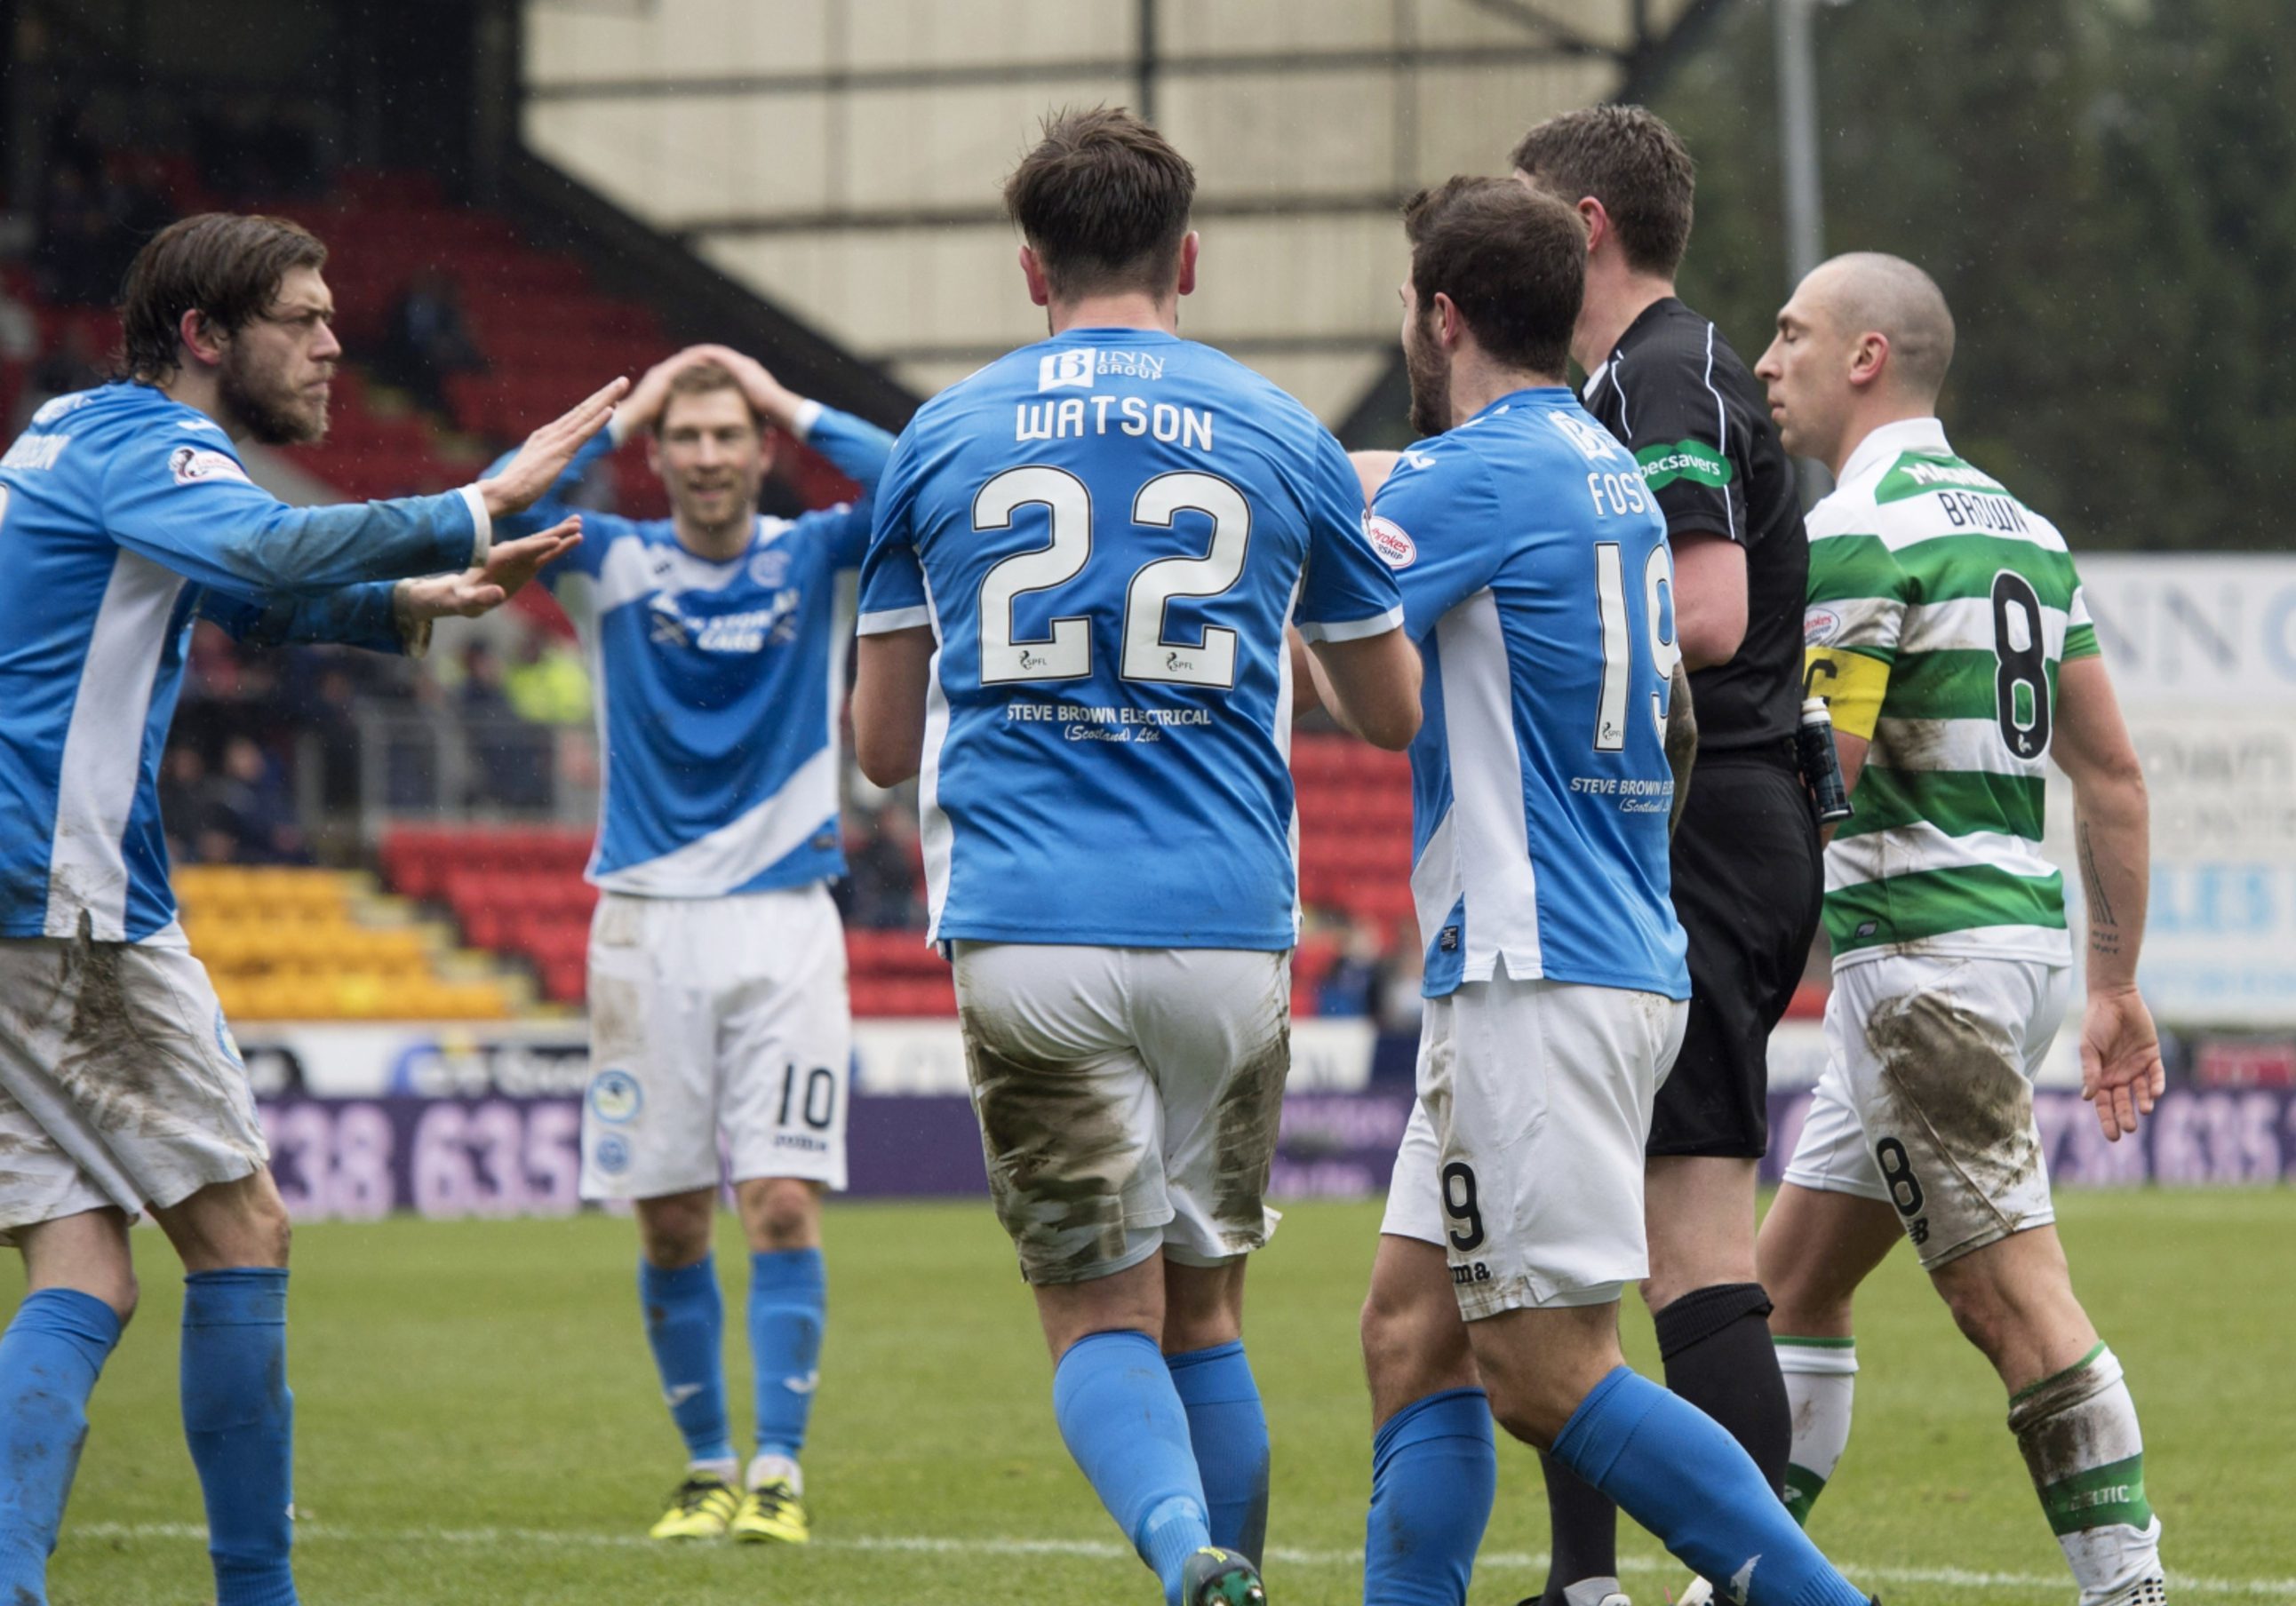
[857,328,1402,951]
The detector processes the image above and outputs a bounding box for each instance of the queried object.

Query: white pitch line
[69,1522,2295,1598]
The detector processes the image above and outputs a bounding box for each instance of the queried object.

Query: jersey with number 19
[1370,388,1690,1001]
[857,327,1403,950]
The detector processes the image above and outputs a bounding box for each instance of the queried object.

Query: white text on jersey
[1016,396,1214,451]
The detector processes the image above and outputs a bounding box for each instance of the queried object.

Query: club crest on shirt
[749,548,793,588]
[1366,515,1417,569]
[169,444,250,486]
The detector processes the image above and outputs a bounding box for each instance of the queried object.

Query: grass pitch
[18,1189,2292,1604]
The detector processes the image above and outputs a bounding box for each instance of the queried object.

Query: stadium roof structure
[518,0,1731,428]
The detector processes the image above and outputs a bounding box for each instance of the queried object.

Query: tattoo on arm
[2078,821,2122,958]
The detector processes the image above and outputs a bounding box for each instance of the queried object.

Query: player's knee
[1359,1283,1469,1405]
[1940,1276,2014,1363]
[750,1183,817,1249]
[1484,1380,1572,1452]
[233,1187,292,1268]
[637,1195,715,1266]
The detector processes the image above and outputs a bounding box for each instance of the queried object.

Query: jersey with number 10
[1370,387,1690,1000]
[858,327,1403,950]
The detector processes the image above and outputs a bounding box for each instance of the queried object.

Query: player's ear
[178,307,227,370]
[1848,330,1890,391]
[1576,196,1607,256]
[1432,291,1464,352]
[1175,231,1200,298]
[643,429,666,479]
[1018,244,1052,308]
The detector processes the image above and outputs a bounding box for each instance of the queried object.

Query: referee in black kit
[1510,107,1822,1606]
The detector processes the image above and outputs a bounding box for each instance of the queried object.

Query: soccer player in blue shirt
[487,341,893,1546]
[1334,179,1876,1606]
[850,107,1421,1606]
[0,211,618,1606]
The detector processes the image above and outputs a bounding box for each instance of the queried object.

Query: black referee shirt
[1582,297,1807,753]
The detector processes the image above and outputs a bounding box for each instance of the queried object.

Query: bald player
[1753,253,2168,1606]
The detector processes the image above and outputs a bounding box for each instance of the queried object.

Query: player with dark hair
[1509,105,1821,1606]
[1343,175,1874,1606]
[484,343,895,1546]
[1757,252,2167,1606]
[851,106,1421,1606]
[0,211,619,1606]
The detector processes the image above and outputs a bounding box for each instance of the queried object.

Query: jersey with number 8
[857,328,1403,950]
[1801,417,2101,968]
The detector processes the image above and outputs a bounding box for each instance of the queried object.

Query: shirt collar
[1838,416,1951,486]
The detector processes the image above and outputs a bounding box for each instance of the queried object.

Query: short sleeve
[1292,431,1403,643]
[1618,346,1752,547]
[2062,580,2101,662]
[856,426,931,635]
[1368,443,1504,641]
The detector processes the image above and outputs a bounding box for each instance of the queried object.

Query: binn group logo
[1037,349,1096,391]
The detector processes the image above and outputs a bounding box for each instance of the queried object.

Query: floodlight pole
[1775,0,1825,286]
[1775,0,1832,497]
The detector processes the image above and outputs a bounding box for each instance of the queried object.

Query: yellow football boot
[648,1473,739,1540]
[730,1477,810,1545]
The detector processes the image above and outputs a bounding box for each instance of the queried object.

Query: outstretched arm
[2052,652,2160,1141]
[200,520,585,655]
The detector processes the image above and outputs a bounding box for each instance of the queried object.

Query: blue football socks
[747,1247,826,1464]
[1053,1331,1213,1606]
[181,1268,299,1606]
[639,1255,736,1468]
[0,1288,123,1606]
[1362,1387,1497,1606]
[1551,1367,1866,1606]
[1166,1340,1271,1560]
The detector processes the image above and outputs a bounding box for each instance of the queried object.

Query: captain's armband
[1803,646,1889,741]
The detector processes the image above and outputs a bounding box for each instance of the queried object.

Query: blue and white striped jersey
[496,404,893,897]
[0,382,488,942]
[857,327,1404,950]
[1371,387,1690,999]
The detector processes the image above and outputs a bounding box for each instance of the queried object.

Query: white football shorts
[1784,952,2069,1268]
[948,941,1290,1285]
[0,925,267,1244]
[580,884,852,1201]
[1383,974,1687,1319]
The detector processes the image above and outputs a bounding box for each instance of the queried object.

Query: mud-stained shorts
[950,942,1290,1285]
[1383,975,1687,1319]
[1785,953,2069,1268]
[0,925,267,1245]
[580,885,852,1201]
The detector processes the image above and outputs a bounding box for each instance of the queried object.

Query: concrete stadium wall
[519,0,1678,418]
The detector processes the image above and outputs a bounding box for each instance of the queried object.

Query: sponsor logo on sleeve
[1366,515,1417,569]
[1036,349,1096,391]
[1635,438,1734,490]
[169,445,251,486]
[1804,607,1842,646]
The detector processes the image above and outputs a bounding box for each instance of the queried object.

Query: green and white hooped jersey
[1802,417,2099,969]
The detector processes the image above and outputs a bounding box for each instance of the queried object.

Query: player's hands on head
[477,376,631,518]
[620,347,721,437]
[2078,986,2165,1142]
[690,343,801,431]
[399,517,581,621]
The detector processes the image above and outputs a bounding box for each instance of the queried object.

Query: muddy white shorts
[948,942,1290,1285]
[1784,952,2069,1268]
[0,925,267,1244]
[1382,974,1687,1319]
[580,885,852,1201]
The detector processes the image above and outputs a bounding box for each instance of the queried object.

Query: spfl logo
[588,1069,643,1124]
[1366,515,1417,569]
[1037,349,1096,391]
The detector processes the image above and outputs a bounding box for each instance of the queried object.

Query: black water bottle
[1798,696,1854,825]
